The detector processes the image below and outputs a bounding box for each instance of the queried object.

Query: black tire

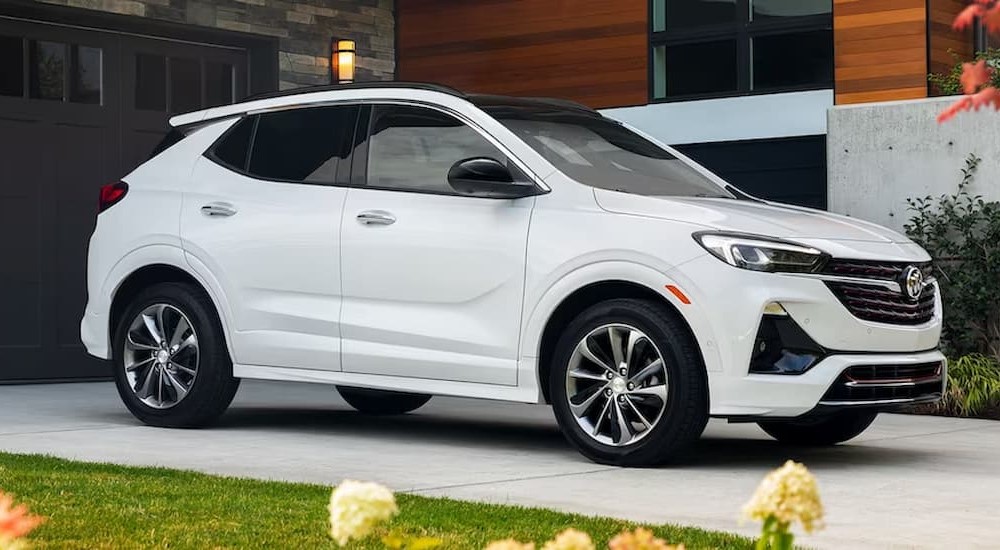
[112,282,240,428]
[549,298,709,467]
[758,410,877,446]
[336,387,432,415]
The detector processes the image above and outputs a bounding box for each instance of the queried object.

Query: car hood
[594,189,909,242]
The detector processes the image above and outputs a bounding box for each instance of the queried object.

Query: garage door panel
[0,118,45,352]
[54,123,108,349]
[0,16,249,381]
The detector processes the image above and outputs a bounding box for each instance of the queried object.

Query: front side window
[246,105,359,184]
[650,0,832,100]
[484,105,734,199]
[367,104,507,194]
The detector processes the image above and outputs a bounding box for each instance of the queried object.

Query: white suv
[82,83,945,466]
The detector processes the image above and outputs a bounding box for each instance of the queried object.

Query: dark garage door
[0,15,248,381]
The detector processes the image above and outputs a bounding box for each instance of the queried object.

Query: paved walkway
[1,381,997,548]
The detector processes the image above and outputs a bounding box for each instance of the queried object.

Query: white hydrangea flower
[328,480,399,546]
[742,460,824,534]
[541,528,595,550]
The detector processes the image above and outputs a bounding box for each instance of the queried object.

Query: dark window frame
[203,104,362,188]
[649,0,833,102]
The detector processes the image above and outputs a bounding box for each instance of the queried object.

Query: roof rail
[242,81,466,103]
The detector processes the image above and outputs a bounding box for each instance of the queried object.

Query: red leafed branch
[940,0,1000,122]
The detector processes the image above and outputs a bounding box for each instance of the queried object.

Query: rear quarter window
[206,116,257,172]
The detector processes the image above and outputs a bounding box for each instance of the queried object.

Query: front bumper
[708,349,946,417]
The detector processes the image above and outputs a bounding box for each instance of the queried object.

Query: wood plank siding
[834,0,929,104]
[928,0,974,90]
[395,0,648,109]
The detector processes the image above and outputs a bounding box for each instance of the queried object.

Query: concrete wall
[35,0,395,87]
[603,89,832,145]
[828,96,1000,232]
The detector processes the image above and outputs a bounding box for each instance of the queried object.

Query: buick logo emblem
[901,266,924,301]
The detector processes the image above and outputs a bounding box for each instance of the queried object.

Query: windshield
[482,105,735,199]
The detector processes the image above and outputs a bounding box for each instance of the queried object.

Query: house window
[650,0,833,101]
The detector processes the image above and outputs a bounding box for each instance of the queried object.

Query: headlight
[693,232,827,273]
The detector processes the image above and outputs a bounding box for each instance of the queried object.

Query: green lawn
[0,453,751,549]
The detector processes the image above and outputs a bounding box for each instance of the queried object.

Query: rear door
[180,105,360,371]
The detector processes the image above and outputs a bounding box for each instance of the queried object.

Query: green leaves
[905,154,1000,361]
[942,354,1000,417]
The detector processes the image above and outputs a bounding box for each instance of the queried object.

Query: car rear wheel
[113,282,239,427]
[757,410,878,446]
[336,387,432,415]
[549,298,709,466]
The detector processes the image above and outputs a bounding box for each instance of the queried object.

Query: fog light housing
[749,312,825,375]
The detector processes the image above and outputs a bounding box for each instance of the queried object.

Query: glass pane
[212,116,255,171]
[489,110,734,199]
[665,40,738,97]
[70,45,102,104]
[652,46,666,99]
[666,0,738,30]
[368,105,506,194]
[652,0,666,32]
[0,36,23,97]
[135,54,166,111]
[753,30,833,89]
[248,106,359,184]
[752,0,831,20]
[29,40,65,101]
[169,57,201,114]
[205,61,233,108]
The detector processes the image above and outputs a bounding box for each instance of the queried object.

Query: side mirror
[446,157,542,199]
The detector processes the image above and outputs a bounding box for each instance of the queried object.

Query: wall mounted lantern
[331,39,356,84]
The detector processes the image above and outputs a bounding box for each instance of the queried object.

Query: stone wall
[36,0,395,88]
[828,96,1000,232]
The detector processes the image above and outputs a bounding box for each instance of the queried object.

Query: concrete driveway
[1,381,997,549]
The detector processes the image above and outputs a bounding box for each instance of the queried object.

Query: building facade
[0,0,979,381]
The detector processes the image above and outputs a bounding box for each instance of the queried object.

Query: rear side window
[211,116,256,171]
[247,105,359,184]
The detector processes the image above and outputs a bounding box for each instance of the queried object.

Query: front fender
[517,259,723,402]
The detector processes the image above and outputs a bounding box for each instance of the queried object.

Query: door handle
[356,210,396,226]
[200,202,237,217]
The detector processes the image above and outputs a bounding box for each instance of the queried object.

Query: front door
[180,105,360,371]
[340,104,534,385]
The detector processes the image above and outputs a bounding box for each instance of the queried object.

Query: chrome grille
[822,260,936,325]
[822,260,933,281]
[821,362,944,404]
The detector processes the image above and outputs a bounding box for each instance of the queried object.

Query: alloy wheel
[564,323,669,446]
[123,303,199,409]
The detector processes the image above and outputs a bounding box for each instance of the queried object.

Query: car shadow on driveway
[203,406,939,469]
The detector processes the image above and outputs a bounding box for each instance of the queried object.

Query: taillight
[99,181,128,213]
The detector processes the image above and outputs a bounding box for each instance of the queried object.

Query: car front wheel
[113,282,240,428]
[757,410,878,446]
[549,298,709,467]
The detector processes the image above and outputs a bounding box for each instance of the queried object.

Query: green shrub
[905,155,1000,361]
[929,48,1000,96]
[937,354,1000,417]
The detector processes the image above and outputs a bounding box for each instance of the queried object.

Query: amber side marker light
[665,285,691,305]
